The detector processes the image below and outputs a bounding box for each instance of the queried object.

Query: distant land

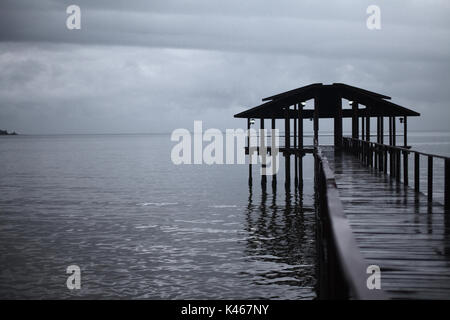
[0,130,18,135]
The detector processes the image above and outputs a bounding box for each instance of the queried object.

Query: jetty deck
[323,147,450,299]
[235,83,450,299]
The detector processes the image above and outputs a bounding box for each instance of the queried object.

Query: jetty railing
[343,137,450,210]
[315,147,386,299]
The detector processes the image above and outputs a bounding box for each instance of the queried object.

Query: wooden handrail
[344,136,450,160]
[315,147,386,299]
[342,137,450,209]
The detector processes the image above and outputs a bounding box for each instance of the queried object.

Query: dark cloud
[0,0,449,133]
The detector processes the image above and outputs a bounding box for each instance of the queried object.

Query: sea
[0,131,448,299]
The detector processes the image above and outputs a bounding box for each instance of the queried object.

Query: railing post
[403,150,408,186]
[428,156,433,202]
[445,159,450,212]
[396,150,401,182]
[414,153,420,192]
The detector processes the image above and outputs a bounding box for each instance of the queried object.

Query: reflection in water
[245,179,316,298]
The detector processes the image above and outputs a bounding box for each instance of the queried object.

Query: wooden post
[428,156,433,202]
[403,116,408,147]
[403,151,408,186]
[261,118,266,186]
[271,118,277,187]
[366,109,370,142]
[377,117,381,143]
[445,159,450,212]
[389,117,392,145]
[393,116,396,146]
[414,153,420,192]
[298,104,303,189]
[247,118,252,185]
[384,147,388,173]
[285,107,291,189]
[361,116,365,141]
[352,102,359,139]
[396,150,401,182]
[314,96,319,146]
[294,104,298,187]
[334,95,343,148]
[380,116,384,144]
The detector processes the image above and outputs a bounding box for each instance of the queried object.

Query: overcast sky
[0,0,449,134]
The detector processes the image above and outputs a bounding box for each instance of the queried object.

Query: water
[0,132,448,299]
[0,134,316,299]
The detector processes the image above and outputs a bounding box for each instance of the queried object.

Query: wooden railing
[315,147,386,299]
[343,137,450,210]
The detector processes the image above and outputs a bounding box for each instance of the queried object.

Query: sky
[0,0,449,134]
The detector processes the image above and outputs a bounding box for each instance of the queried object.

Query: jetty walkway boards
[323,147,450,300]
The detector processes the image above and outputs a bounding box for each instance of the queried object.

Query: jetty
[234,83,450,299]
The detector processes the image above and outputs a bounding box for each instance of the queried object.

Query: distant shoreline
[0,130,18,136]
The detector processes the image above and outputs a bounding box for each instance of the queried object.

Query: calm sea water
[0,131,448,299]
[0,133,317,299]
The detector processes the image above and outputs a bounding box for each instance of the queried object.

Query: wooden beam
[271,118,277,186]
[261,118,266,185]
[294,104,298,186]
[428,156,433,202]
[393,116,396,146]
[404,116,408,147]
[298,105,303,189]
[247,118,252,185]
[366,109,370,142]
[389,117,392,145]
[334,95,343,147]
[352,102,359,139]
[314,97,319,146]
[285,107,291,188]
[414,153,419,192]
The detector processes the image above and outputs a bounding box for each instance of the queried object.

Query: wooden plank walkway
[323,147,450,300]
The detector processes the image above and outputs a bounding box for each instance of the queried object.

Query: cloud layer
[0,0,449,133]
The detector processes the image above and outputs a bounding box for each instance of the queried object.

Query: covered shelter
[234,83,420,188]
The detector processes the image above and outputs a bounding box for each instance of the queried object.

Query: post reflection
[244,179,316,295]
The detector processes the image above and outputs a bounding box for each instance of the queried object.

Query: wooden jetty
[234,83,450,300]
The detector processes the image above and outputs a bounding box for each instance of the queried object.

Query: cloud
[0,0,449,133]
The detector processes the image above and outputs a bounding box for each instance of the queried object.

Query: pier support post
[298,104,303,189]
[403,116,408,147]
[314,96,319,146]
[445,159,450,212]
[285,107,291,189]
[414,153,420,192]
[361,116,365,141]
[428,156,433,202]
[247,118,252,186]
[393,117,396,146]
[383,147,388,173]
[334,95,343,148]
[271,118,277,188]
[403,151,408,186]
[260,118,267,187]
[352,102,358,139]
[294,104,298,187]
[389,117,393,145]
[366,110,370,142]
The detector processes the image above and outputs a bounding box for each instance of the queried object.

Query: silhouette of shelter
[234,83,420,188]
[234,83,419,148]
